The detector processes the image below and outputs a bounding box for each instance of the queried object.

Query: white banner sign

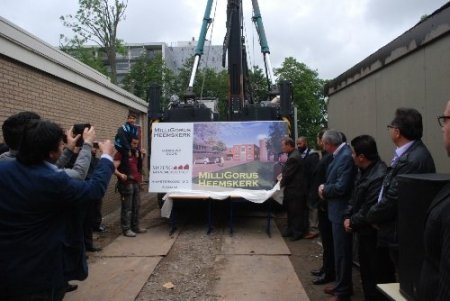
[149,121,288,193]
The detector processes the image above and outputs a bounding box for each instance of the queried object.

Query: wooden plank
[65,257,161,301]
[214,255,309,301]
[97,224,178,257]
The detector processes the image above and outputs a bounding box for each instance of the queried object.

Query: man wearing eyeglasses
[367,108,435,272]
[419,101,450,300]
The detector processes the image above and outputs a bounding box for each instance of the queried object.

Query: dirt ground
[89,198,365,301]
[274,206,365,301]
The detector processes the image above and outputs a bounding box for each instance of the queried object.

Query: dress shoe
[94,224,107,232]
[289,233,304,241]
[132,227,147,234]
[304,232,319,239]
[282,229,292,237]
[324,286,336,295]
[86,246,102,252]
[123,229,136,237]
[310,268,324,277]
[312,274,335,285]
[66,283,78,293]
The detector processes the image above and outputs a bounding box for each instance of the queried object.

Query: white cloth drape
[160,181,282,218]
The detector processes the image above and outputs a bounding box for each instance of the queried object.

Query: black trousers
[83,200,95,249]
[3,287,66,301]
[92,198,103,230]
[284,196,307,236]
[318,208,335,277]
[358,234,396,301]
[332,221,353,296]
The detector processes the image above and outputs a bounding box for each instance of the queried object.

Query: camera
[73,123,91,147]
[93,142,99,149]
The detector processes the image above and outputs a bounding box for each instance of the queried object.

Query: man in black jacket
[419,101,450,300]
[279,137,307,241]
[367,108,435,269]
[344,135,395,301]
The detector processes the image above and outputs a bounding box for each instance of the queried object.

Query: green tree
[59,37,108,76]
[194,68,228,120]
[60,0,128,84]
[175,60,229,120]
[172,57,195,98]
[122,53,176,104]
[266,122,286,159]
[274,57,327,143]
[249,66,270,102]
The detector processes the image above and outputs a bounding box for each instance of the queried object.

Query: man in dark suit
[279,137,307,241]
[0,120,115,301]
[297,136,321,239]
[319,130,356,301]
[367,108,435,269]
[419,101,450,300]
[309,129,335,285]
[344,135,395,301]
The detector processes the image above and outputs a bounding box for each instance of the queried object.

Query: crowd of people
[1,104,450,300]
[0,111,147,300]
[278,105,450,301]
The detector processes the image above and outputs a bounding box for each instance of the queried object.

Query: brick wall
[0,54,149,216]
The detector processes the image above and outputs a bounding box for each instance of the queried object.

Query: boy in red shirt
[114,136,147,237]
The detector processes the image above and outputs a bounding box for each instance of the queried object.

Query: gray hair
[322,130,343,146]
[282,137,295,147]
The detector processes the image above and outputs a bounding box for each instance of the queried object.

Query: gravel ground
[136,212,224,301]
[275,210,365,301]
[90,200,364,301]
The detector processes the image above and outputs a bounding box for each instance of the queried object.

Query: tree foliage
[275,57,327,144]
[266,122,286,159]
[249,66,270,103]
[59,37,109,76]
[122,53,176,103]
[173,59,229,120]
[173,64,270,120]
[60,0,128,84]
[195,68,228,120]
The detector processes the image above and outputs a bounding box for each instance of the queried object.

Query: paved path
[65,209,309,301]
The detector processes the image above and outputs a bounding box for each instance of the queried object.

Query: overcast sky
[1,0,448,80]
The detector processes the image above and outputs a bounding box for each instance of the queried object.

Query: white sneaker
[123,229,136,237]
[133,227,147,234]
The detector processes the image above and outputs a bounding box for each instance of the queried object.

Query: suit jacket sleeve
[57,158,114,206]
[324,154,354,199]
[63,143,93,180]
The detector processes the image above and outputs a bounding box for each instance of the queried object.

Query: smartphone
[73,123,91,147]
[73,123,91,136]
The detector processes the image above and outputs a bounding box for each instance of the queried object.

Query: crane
[186,0,284,119]
[149,0,294,134]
